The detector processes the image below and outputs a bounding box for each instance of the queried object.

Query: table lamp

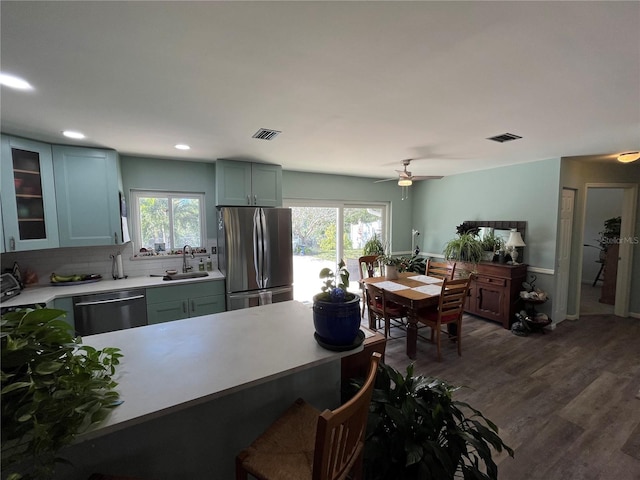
[505,229,526,264]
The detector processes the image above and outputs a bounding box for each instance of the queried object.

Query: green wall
[120,156,218,240]
[410,159,561,269]
[282,170,414,253]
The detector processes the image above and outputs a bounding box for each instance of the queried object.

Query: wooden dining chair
[364,282,406,339]
[425,259,456,279]
[358,255,380,318]
[235,352,382,480]
[416,277,471,361]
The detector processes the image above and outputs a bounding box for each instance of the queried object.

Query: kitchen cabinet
[215,160,282,207]
[146,280,225,324]
[1,135,60,251]
[464,262,527,329]
[52,145,122,247]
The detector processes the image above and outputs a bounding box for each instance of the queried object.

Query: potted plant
[443,232,484,265]
[1,308,123,480]
[376,253,403,279]
[312,260,361,346]
[356,362,513,480]
[480,230,504,262]
[363,233,385,256]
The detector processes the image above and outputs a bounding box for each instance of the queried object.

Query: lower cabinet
[464,262,527,329]
[146,281,225,324]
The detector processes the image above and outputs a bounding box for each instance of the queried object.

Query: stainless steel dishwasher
[73,289,147,336]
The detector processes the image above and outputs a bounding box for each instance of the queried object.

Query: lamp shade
[398,178,412,186]
[617,151,640,163]
[505,229,526,248]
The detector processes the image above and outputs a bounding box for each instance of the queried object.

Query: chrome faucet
[183,245,194,273]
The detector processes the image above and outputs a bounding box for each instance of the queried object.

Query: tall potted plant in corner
[312,260,362,347]
[1,308,123,480]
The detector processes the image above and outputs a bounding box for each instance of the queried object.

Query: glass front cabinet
[1,135,59,251]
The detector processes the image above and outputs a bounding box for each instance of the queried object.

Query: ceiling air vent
[487,132,522,143]
[252,128,281,141]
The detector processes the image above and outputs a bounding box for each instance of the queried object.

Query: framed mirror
[464,220,527,262]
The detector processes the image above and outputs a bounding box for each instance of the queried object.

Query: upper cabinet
[215,160,282,207]
[52,145,123,247]
[1,135,60,251]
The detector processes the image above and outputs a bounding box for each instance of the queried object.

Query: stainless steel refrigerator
[217,207,294,310]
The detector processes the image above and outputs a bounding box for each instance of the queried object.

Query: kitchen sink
[163,272,209,281]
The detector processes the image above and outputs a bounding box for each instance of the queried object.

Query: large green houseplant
[357,362,513,480]
[363,234,385,256]
[312,260,361,346]
[1,308,123,480]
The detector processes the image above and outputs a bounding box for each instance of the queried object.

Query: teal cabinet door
[53,146,121,247]
[1,135,59,251]
[52,297,75,329]
[147,281,226,323]
[190,295,225,317]
[215,160,252,206]
[215,160,282,207]
[251,163,282,207]
[147,300,190,324]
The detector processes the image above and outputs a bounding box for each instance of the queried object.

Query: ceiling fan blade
[411,175,444,180]
[373,178,397,183]
[395,170,411,178]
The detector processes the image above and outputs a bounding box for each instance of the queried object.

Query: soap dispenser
[198,258,205,271]
[206,255,213,271]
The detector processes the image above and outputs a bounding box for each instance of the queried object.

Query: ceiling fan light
[617,151,640,163]
[398,179,412,187]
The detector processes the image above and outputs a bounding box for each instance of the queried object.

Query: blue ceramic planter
[312,294,361,346]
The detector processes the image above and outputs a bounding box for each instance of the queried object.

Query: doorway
[578,183,637,317]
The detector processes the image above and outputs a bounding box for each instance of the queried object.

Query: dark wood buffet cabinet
[464,262,528,329]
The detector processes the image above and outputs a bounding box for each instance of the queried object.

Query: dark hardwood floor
[375,313,640,480]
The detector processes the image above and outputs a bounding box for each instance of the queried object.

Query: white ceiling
[1,1,639,180]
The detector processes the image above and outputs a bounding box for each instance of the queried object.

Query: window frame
[130,189,206,251]
[283,199,389,262]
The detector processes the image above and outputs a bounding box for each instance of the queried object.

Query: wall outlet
[211,246,217,254]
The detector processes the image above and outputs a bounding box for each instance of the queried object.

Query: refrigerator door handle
[260,209,269,287]
[253,209,264,289]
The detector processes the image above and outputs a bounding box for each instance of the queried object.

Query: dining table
[362,272,444,359]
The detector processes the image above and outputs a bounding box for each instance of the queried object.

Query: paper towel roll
[116,253,124,279]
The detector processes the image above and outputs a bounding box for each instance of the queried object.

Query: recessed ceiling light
[617,151,640,163]
[63,130,85,139]
[0,73,33,90]
[175,144,191,150]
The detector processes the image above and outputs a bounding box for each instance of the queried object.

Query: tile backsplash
[1,240,218,286]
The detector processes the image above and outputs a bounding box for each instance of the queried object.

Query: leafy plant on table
[356,362,513,480]
[316,259,356,303]
[1,308,123,480]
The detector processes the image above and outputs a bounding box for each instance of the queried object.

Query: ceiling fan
[374,159,443,186]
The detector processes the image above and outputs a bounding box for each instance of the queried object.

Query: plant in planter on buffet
[443,232,484,265]
[312,260,361,346]
[1,308,123,480]
[480,230,504,262]
[355,362,513,480]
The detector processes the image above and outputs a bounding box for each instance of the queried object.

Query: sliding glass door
[285,201,387,302]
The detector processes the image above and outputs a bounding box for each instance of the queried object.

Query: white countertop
[0,271,225,308]
[79,300,360,439]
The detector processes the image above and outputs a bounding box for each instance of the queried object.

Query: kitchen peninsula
[51,300,361,480]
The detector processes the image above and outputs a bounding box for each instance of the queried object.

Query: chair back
[437,277,471,321]
[358,255,379,280]
[312,352,381,480]
[426,259,456,279]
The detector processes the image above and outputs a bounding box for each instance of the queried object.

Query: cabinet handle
[246,195,251,205]
[253,194,257,205]
[182,301,188,314]
[10,237,16,251]
[190,300,195,312]
[114,232,119,244]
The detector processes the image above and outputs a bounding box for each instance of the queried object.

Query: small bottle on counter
[206,255,213,271]
[199,258,205,271]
